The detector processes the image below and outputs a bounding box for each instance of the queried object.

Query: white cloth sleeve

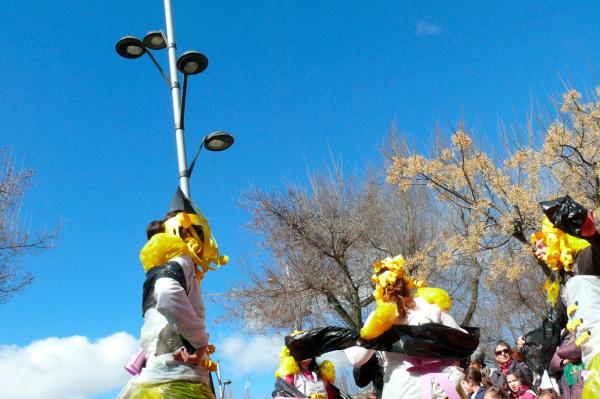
[154,277,209,349]
[344,346,375,367]
[439,310,466,332]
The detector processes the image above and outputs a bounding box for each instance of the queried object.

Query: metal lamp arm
[144,50,171,87]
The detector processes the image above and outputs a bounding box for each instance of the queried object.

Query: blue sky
[1,1,599,398]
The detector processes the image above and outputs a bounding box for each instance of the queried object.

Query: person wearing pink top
[506,371,537,399]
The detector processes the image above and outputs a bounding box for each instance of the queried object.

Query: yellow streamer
[543,277,562,306]
[319,360,336,384]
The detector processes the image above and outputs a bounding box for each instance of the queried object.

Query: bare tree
[384,86,600,337]
[0,149,58,303]
[225,162,438,331]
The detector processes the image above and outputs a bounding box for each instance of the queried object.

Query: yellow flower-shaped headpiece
[361,254,427,340]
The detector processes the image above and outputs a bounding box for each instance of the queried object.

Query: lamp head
[143,30,167,50]
[203,131,235,152]
[116,36,145,59]
[177,51,209,75]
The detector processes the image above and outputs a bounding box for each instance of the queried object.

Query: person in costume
[272,346,344,399]
[520,195,600,399]
[344,255,467,399]
[118,188,226,399]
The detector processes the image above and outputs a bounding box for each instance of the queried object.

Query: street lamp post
[162,0,190,197]
[116,1,234,200]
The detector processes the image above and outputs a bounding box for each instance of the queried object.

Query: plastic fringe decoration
[129,380,214,399]
[415,287,452,311]
[275,346,300,377]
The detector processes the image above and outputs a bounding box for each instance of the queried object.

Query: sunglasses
[495,349,510,355]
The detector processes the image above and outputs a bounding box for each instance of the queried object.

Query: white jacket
[136,255,209,384]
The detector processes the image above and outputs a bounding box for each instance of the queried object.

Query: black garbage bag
[522,302,567,377]
[285,326,359,360]
[272,377,306,398]
[272,376,351,399]
[360,323,480,360]
[285,324,479,361]
[540,195,588,237]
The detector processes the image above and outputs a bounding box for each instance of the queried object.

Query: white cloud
[0,332,138,399]
[415,20,445,37]
[218,334,282,376]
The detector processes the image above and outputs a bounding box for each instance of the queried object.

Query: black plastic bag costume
[284,323,479,362]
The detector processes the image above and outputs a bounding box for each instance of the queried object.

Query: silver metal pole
[216,361,224,399]
[163,0,191,198]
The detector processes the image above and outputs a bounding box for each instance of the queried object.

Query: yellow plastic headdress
[275,346,300,377]
[162,188,228,280]
[531,216,590,273]
[360,255,427,340]
[531,215,590,305]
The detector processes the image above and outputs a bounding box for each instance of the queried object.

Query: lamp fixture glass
[177,51,209,75]
[204,131,235,151]
[143,30,167,50]
[115,36,145,59]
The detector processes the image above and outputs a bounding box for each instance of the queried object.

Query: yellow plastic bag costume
[275,346,300,377]
[129,380,214,399]
[583,353,600,399]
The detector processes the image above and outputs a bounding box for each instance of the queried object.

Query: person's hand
[173,345,207,365]
[534,239,547,261]
[562,358,573,366]
[517,335,526,348]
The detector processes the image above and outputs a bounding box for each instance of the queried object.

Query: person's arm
[548,348,564,375]
[154,276,208,349]
[351,352,379,388]
[344,346,374,367]
[556,340,581,362]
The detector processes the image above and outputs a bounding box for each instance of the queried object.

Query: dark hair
[507,369,528,390]
[484,386,510,399]
[146,220,165,239]
[495,340,511,352]
[464,367,482,385]
[538,389,560,399]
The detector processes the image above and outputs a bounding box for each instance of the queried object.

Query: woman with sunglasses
[489,342,533,390]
